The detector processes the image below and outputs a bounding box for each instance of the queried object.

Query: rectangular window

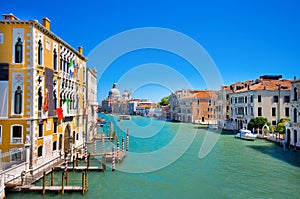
[285,107,289,117]
[272,120,277,125]
[245,96,247,103]
[53,141,57,151]
[38,146,43,157]
[54,121,57,134]
[0,125,2,144]
[208,100,212,106]
[250,95,253,103]
[272,107,276,116]
[284,96,290,103]
[251,107,253,116]
[273,95,279,103]
[59,134,62,150]
[237,107,244,115]
[235,97,237,103]
[258,107,262,116]
[245,107,248,115]
[11,125,22,144]
[38,122,43,137]
[258,95,261,103]
[238,97,244,103]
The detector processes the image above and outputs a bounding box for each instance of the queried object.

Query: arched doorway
[64,124,71,153]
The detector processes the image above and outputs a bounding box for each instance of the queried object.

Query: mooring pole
[42,171,46,195]
[61,172,65,195]
[51,168,54,186]
[85,170,88,192]
[82,172,85,195]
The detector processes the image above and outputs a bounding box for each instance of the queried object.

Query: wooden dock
[90,151,125,163]
[10,185,83,192]
[54,166,104,172]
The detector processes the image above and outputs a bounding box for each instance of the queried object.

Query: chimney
[42,17,50,30]
[78,46,83,54]
[2,13,19,20]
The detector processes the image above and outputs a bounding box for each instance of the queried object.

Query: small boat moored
[235,129,257,141]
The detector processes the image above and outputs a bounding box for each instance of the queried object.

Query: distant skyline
[1,0,299,102]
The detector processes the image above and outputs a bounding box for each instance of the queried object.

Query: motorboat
[118,115,131,120]
[235,129,257,141]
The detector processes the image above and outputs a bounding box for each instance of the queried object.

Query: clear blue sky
[1,0,300,102]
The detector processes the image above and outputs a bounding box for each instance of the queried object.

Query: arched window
[14,86,22,114]
[53,90,57,109]
[60,55,63,70]
[53,48,57,70]
[38,146,43,157]
[294,130,297,145]
[15,37,23,63]
[38,40,43,65]
[294,108,298,123]
[38,87,43,111]
[294,87,298,101]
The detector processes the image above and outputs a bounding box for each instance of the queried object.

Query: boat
[97,118,106,124]
[235,129,257,141]
[118,115,130,120]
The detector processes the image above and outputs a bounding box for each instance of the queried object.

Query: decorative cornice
[0,20,87,61]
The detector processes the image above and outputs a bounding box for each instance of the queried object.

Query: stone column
[25,143,31,171]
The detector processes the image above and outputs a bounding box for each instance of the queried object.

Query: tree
[247,116,271,130]
[158,96,169,106]
[276,118,291,134]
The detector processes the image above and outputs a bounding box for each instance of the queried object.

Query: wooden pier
[55,166,104,172]
[90,151,126,163]
[10,185,83,193]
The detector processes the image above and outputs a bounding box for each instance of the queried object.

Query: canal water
[7,114,300,199]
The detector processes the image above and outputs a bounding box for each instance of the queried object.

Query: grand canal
[7,114,300,199]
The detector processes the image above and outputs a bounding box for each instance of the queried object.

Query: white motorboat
[235,129,257,141]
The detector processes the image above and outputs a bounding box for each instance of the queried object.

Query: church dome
[108,83,120,99]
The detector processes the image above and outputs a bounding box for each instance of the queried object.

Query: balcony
[11,137,22,144]
[37,110,48,119]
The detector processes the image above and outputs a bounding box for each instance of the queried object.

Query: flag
[68,60,75,78]
[56,108,63,120]
[43,88,49,112]
[65,98,70,113]
[73,62,77,78]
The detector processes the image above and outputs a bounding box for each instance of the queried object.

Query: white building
[286,78,300,148]
[85,68,98,143]
[229,75,291,130]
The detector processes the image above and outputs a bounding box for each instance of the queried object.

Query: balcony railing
[11,137,22,144]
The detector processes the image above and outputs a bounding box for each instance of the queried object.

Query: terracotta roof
[235,79,291,93]
[194,90,217,98]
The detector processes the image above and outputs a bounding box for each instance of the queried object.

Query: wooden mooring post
[85,170,88,192]
[102,154,106,171]
[42,172,46,195]
[82,172,85,195]
[51,168,54,186]
[61,172,65,195]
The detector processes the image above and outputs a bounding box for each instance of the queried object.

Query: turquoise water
[7,115,300,199]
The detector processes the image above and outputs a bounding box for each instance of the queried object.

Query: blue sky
[1,0,300,102]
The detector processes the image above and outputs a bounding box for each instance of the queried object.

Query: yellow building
[0,13,87,170]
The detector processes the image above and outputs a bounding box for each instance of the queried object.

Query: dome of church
[108,83,120,99]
